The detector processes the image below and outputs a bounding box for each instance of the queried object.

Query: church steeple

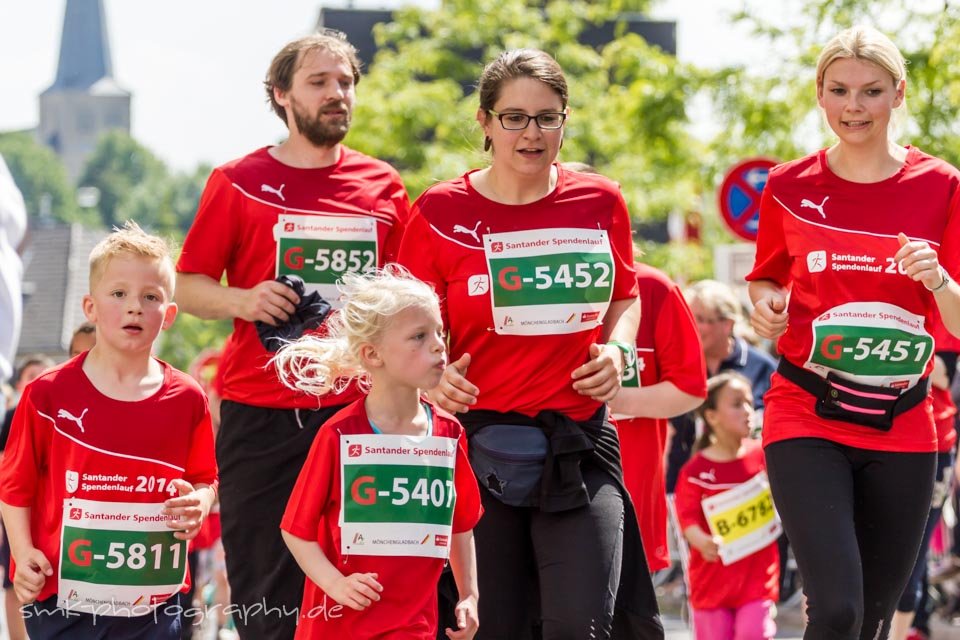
[48,0,115,91]
[38,0,131,183]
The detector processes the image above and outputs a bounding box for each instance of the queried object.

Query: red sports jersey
[675,440,779,610]
[280,399,482,639]
[748,147,960,452]
[177,146,410,409]
[397,166,638,421]
[933,386,958,454]
[615,264,707,571]
[0,354,218,604]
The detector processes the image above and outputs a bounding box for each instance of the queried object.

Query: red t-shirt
[0,354,218,604]
[398,166,639,421]
[748,147,960,452]
[615,264,706,571]
[675,440,779,609]
[177,146,410,409]
[933,386,958,453]
[280,399,482,639]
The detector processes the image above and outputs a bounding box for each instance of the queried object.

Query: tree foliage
[77,131,167,230]
[0,131,86,224]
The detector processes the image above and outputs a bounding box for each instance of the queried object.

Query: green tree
[78,131,168,229]
[123,164,212,237]
[0,131,87,224]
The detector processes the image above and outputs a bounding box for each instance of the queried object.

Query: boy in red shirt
[0,221,218,639]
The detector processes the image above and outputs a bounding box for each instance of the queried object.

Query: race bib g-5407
[701,472,781,566]
[805,302,933,388]
[58,500,187,617]
[275,214,379,308]
[484,228,614,336]
[340,434,457,559]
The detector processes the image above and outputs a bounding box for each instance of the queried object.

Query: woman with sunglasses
[398,49,659,639]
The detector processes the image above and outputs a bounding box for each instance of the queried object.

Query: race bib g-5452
[805,302,933,388]
[484,228,614,336]
[274,214,379,308]
[58,500,187,617]
[340,434,457,559]
[701,472,781,566]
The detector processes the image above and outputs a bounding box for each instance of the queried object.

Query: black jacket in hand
[255,275,332,352]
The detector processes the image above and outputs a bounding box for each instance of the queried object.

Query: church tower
[38,0,131,183]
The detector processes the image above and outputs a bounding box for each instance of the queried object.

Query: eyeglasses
[488,110,567,130]
[694,315,728,326]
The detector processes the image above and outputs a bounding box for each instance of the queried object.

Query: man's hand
[238,280,300,325]
[12,548,52,604]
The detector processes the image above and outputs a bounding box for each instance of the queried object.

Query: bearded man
[176,30,410,640]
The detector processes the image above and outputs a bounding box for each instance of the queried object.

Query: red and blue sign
[718,158,778,242]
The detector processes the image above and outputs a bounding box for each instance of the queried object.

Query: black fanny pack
[777,358,929,431]
[468,424,548,507]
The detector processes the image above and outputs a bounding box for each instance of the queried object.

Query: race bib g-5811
[275,214,379,308]
[484,228,614,336]
[805,302,933,388]
[340,434,457,559]
[58,500,187,617]
[701,472,781,566]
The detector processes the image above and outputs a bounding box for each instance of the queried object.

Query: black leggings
[474,464,625,640]
[765,438,936,640]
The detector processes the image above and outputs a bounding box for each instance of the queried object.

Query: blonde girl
[274,267,482,640]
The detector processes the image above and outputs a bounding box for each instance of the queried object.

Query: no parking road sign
[718,158,778,242]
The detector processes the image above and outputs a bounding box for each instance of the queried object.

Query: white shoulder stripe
[774,194,940,247]
[686,477,741,490]
[39,411,186,472]
[428,223,484,251]
[231,183,396,226]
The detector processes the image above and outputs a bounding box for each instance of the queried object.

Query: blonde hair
[88,221,175,294]
[694,372,754,453]
[816,26,907,122]
[272,266,441,396]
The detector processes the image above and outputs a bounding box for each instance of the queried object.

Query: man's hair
[88,221,175,294]
[264,30,362,125]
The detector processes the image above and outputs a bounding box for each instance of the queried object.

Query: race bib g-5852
[805,302,933,388]
[275,214,379,308]
[701,472,781,566]
[484,228,614,336]
[58,500,187,617]
[340,434,457,559]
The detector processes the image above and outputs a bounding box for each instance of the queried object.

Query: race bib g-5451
[701,472,781,566]
[58,500,187,617]
[484,228,614,336]
[805,302,933,388]
[340,434,457,559]
[275,214,379,308]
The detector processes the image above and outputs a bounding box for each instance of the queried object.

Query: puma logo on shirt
[698,469,716,482]
[261,183,286,201]
[57,408,88,433]
[453,221,482,243]
[800,196,829,219]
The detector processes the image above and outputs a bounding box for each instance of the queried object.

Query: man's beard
[291,99,352,148]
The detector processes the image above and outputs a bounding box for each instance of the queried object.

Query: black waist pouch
[778,358,928,432]
[468,424,548,507]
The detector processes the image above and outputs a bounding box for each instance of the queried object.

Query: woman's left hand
[571,343,622,402]
[896,232,946,290]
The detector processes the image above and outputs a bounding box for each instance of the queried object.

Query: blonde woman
[748,26,960,639]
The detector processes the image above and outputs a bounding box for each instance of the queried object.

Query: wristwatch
[927,266,951,293]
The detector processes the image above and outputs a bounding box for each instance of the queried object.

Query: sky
[0,0,775,172]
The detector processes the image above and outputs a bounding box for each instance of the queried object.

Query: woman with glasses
[398,49,660,639]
